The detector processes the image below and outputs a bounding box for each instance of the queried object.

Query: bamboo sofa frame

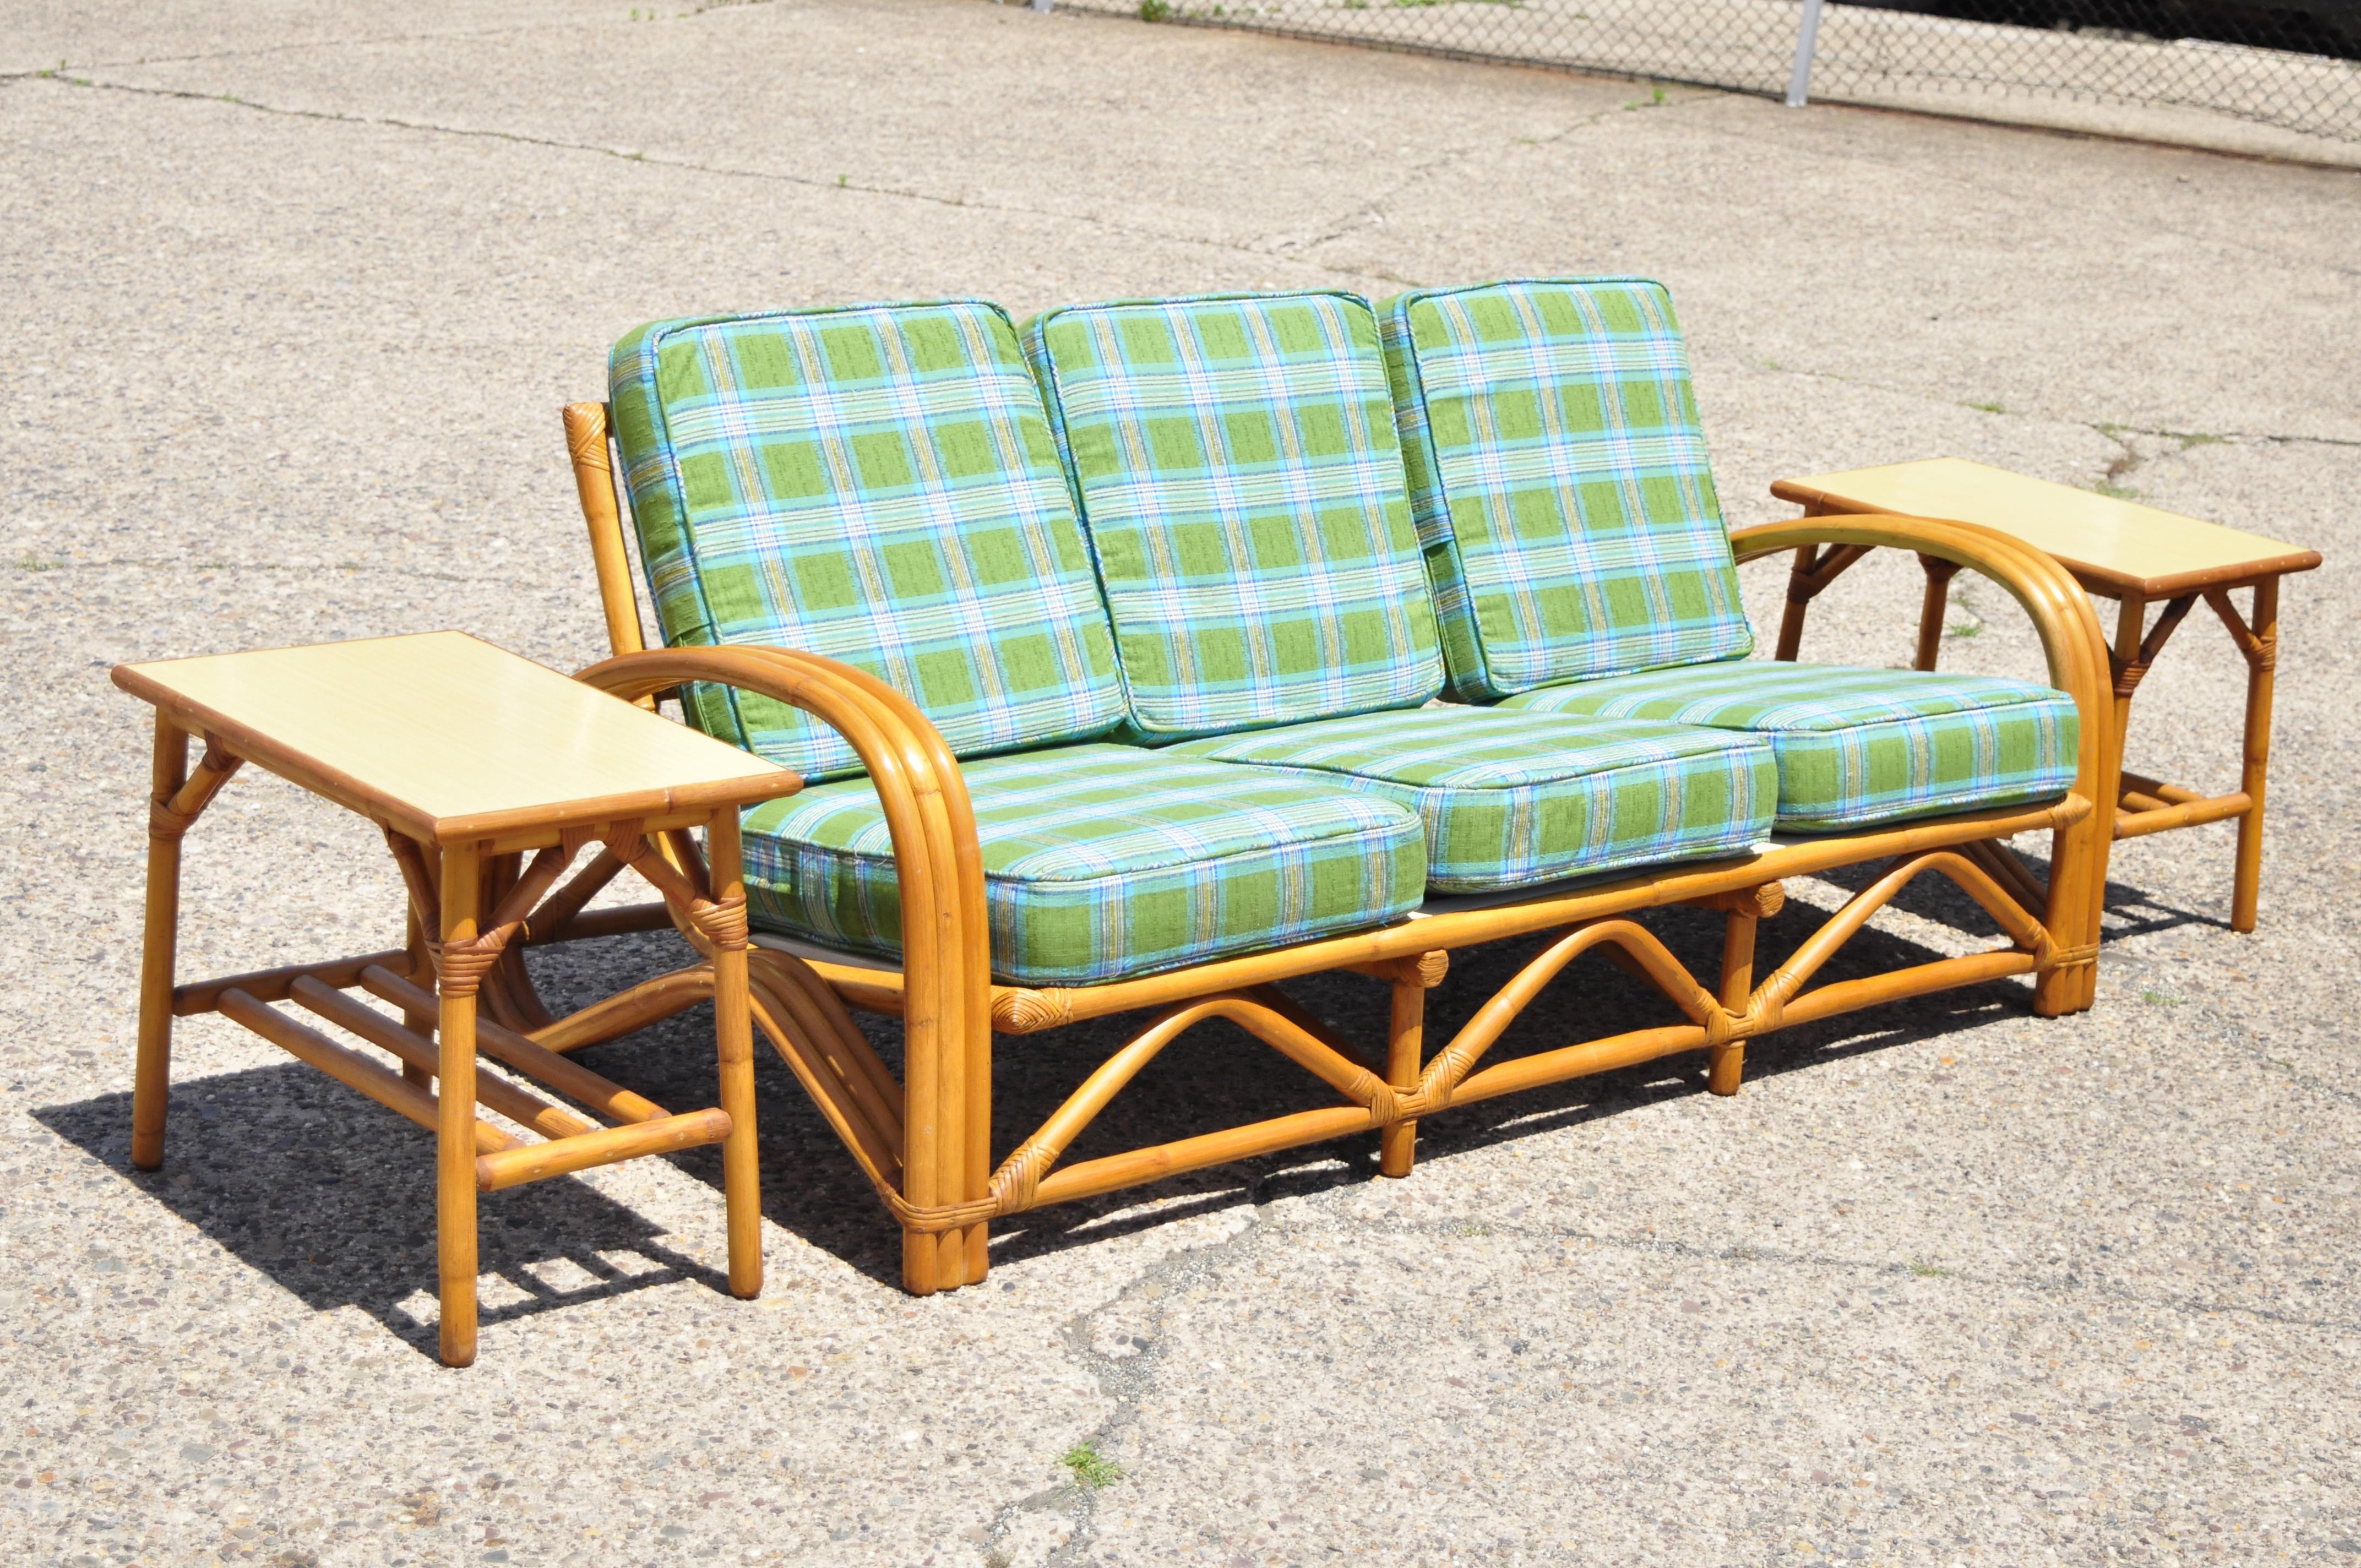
[514,401,2119,1295]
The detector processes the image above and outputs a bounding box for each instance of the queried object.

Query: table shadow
[32,1069,730,1359]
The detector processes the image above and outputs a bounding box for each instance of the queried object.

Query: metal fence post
[1785,0,1825,106]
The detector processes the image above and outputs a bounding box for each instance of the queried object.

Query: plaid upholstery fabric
[609,301,1126,781]
[1501,660,2078,831]
[1024,291,1445,741]
[1169,707,1773,892]
[741,743,1425,985]
[1379,278,1754,700]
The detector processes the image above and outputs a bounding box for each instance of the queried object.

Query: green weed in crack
[2089,420,2243,503]
[1059,1442,1123,1489]
[1946,582,1983,640]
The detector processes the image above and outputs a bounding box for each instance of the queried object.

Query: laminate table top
[113,630,797,845]
[1771,456,2320,600]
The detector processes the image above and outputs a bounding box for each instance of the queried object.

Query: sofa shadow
[599,890,2077,1287]
[963,845,2210,1275]
[43,875,2116,1332]
[977,900,2042,1266]
[851,892,2054,1277]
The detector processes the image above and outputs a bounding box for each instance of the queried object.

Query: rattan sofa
[529,279,2113,1294]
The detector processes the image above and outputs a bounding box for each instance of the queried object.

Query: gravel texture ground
[3,3,2358,1565]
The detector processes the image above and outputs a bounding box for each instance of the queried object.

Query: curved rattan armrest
[572,646,994,1160]
[1728,513,2113,816]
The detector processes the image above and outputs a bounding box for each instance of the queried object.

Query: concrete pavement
[3,3,2357,1562]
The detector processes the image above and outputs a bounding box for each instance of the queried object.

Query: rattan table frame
[1773,458,2321,933]
[113,634,801,1366]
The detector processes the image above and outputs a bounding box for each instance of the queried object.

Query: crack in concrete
[0,0,776,79]
[3,557,557,588]
[1385,1215,2360,1336]
[945,1164,2348,1566]
[2093,422,2213,498]
[2096,419,2361,450]
[14,19,1722,296]
[959,1111,2350,1562]
[1744,356,2361,455]
[2085,416,2361,509]
[1668,95,2361,275]
[969,1188,1279,1566]
[1274,85,1721,259]
[19,70,1386,286]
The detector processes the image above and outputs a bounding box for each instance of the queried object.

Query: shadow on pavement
[36,868,2157,1342]
[32,1069,728,1360]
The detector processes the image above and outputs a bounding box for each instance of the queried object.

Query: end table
[1772,457,2319,932]
[113,631,801,1365]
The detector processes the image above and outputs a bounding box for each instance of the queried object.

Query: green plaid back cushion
[1502,660,2077,831]
[1171,706,1772,893]
[742,743,1426,985]
[609,301,1125,781]
[1024,291,1445,742]
[1379,278,1754,700]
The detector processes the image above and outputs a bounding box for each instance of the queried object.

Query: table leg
[705,809,764,1300]
[1774,542,1818,662]
[437,843,483,1369]
[2109,594,2147,774]
[132,718,191,1171]
[1772,530,1873,663]
[2228,578,2279,933]
[1913,555,1959,672]
[400,905,435,1088]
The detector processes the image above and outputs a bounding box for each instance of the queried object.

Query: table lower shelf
[198,957,731,1194]
[2115,770,2253,842]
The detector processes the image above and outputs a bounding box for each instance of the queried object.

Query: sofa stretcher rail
[579,638,2101,1272]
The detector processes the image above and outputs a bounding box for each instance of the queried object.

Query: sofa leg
[2035,810,2104,1018]
[900,1221,988,1295]
[902,1229,942,1295]
[899,1020,986,1293]
[1378,975,1423,1178]
[898,1015,992,1295]
[1707,906,1757,1097]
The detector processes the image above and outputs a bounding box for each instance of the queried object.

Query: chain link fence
[1038,0,2361,157]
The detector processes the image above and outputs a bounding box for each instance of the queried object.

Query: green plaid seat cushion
[1499,661,2079,831]
[741,743,1425,986]
[1024,291,1446,742]
[1379,278,1755,701]
[610,301,1126,782]
[1168,707,1773,893]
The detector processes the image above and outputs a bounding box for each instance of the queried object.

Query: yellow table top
[114,631,797,843]
[1771,456,2320,599]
